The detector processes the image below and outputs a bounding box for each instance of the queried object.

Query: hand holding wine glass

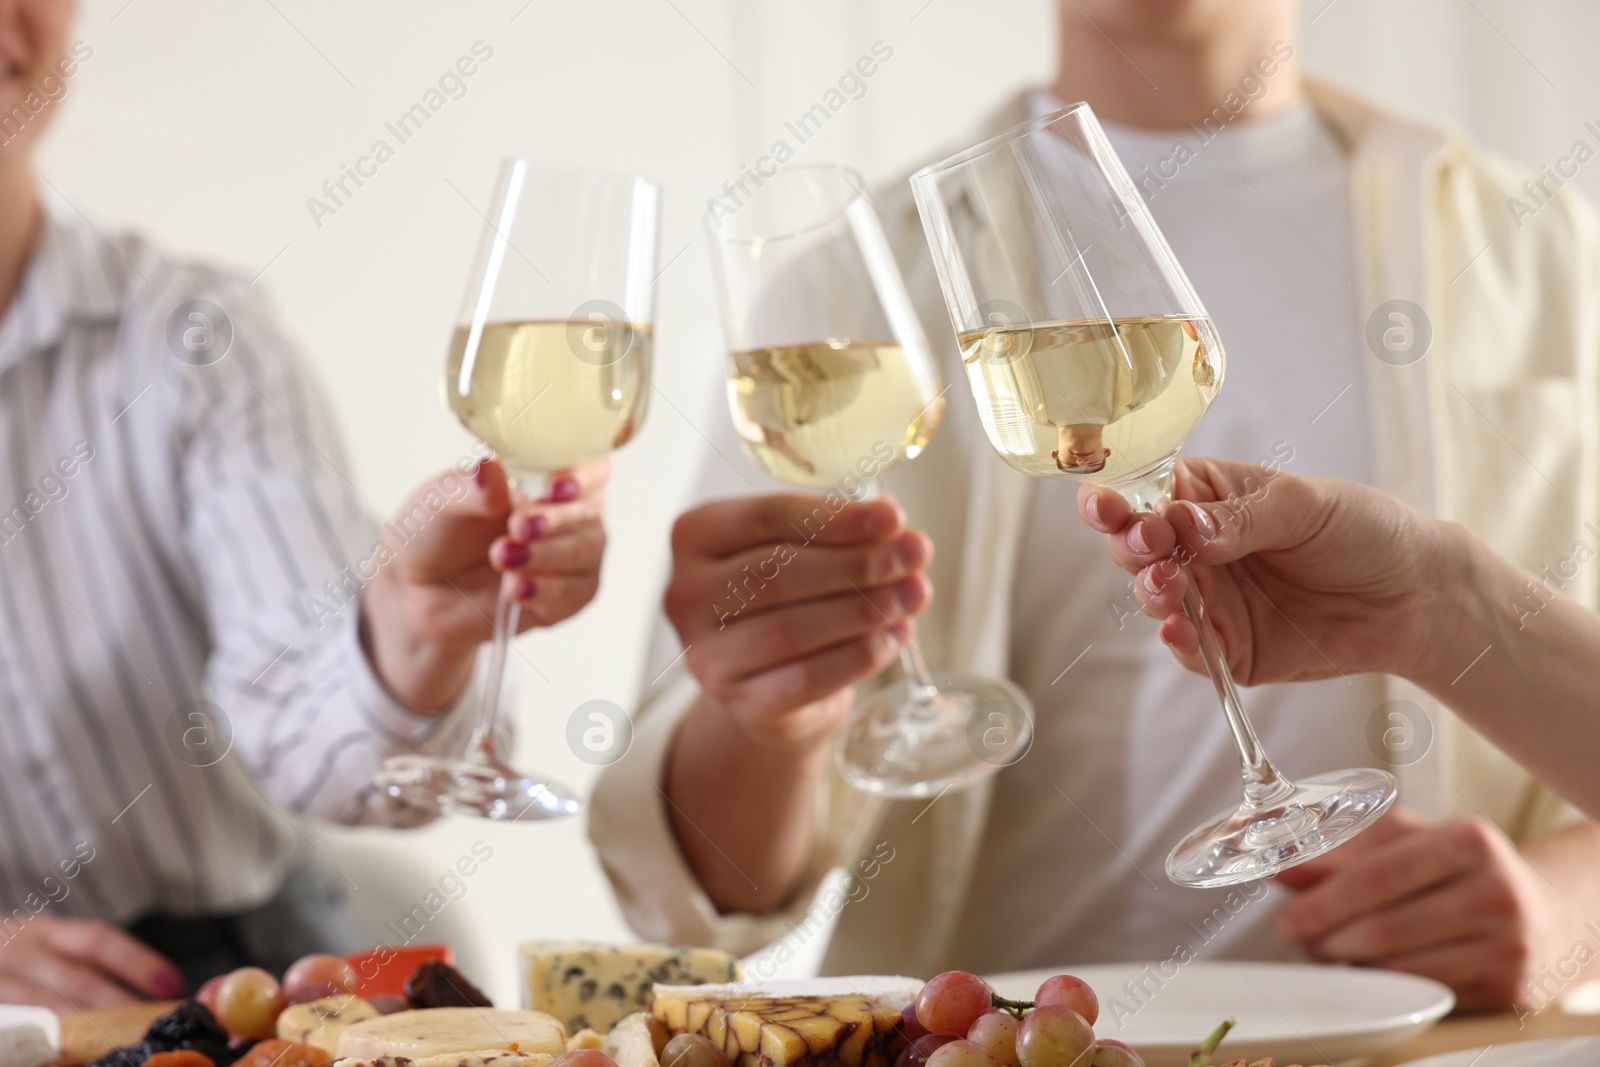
[1075,456,1449,686]
[376,161,658,821]
[911,103,1396,885]
[706,163,1033,798]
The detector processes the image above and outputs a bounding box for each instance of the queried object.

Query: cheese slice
[277,996,381,1053]
[335,1009,566,1061]
[649,978,921,1067]
[0,1007,59,1067]
[520,942,743,1035]
[333,1052,553,1067]
[600,1013,667,1067]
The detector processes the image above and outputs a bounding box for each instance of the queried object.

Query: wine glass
[909,104,1396,886]
[376,160,659,820]
[706,163,1033,799]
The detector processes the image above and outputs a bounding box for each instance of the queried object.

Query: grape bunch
[897,971,1143,1067]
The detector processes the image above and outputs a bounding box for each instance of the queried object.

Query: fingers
[42,919,182,999]
[1277,823,1483,945]
[673,495,905,560]
[725,627,909,717]
[0,955,143,1010]
[508,570,601,629]
[1275,806,1436,890]
[492,521,605,576]
[689,578,930,685]
[539,457,611,504]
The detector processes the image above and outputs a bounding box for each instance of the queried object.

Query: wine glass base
[1166,767,1397,887]
[376,754,581,822]
[834,674,1034,799]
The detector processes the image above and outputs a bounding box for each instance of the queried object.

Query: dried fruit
[404,959,492,1009]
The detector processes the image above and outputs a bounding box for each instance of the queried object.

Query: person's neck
[1050,10,1303,130]
[0,161,42,318]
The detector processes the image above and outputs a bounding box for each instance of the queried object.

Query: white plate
[985,962,1454,1067]
[1395,1036,1600,1066]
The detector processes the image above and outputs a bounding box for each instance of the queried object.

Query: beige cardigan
[588,81,1600,977]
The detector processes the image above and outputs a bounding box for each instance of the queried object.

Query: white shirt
[949,95,1385,967]
[0,205,479,923]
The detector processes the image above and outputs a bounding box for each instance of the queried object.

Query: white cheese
[0,1007,58,1067]
[335,1008,566,1061]
[519,941,742,1035]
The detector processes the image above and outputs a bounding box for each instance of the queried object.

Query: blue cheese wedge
[520,942,743,1035]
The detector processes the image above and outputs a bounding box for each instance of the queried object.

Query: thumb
[468,457,513,519]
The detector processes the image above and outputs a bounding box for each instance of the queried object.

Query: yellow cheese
[276,996,381,1053]
[649,978,921,1067]
[520,942,743,1035]
[335,1008,566,1061]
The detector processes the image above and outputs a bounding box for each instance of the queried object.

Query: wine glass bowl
[375,161,659,822]
[911,103,1397,884]
[706,163,1034,799]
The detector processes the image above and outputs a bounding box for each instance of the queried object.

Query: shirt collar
[0,199,126,376]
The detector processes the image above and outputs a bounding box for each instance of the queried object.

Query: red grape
[214,967,286,1039]
[895,1034,957,1067]
[549,1053,619,1067]
[196,975,225,1015]
[283,954,359,1006]
[661,1034,730,1067]
[1034,975,1098,1027]
[925,1040,996,1067]
[917,972,994,1037]
[901,1002,931,1043]
[1016,1005,1095,1067]
[368,993,408,1015]
[1090,1041,1144,1067]
[966,1012,1018,1066]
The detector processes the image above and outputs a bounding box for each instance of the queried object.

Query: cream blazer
[588,81,1600,977]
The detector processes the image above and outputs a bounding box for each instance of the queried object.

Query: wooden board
[58,1002,178,1065]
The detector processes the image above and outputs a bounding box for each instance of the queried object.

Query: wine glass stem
[1178,570,1295,809]
[465,472,536,763]
[899,643,940,711]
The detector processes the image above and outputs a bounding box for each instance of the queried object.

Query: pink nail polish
[515,576,538,600]
[154,970,186,997]
[473,460,488,489]
[550,477,578,503]
[525,513,549,541]
[501,542,530,568]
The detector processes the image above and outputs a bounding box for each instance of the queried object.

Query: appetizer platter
[44,942,1352,1067]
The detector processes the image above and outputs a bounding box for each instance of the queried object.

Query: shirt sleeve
[174,274,497,827]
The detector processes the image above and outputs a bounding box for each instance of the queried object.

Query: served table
[55,1001,1600,1067]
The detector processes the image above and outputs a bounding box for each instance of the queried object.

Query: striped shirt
[0,204,480,924]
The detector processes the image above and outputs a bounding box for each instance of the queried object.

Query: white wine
[727,339,945,488]
[446,319,650,475]
[956,315,1223,486]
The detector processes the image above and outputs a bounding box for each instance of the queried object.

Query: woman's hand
[362,457,609,710]
[1076,456,1459,685]
[0,916,185,1012]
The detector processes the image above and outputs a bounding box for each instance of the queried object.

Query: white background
[39,0,1600,1005]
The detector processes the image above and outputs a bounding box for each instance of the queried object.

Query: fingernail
[1183,500,1218,538]
[895,579,923,612]
[155,970,186,997]
[473,460,488,489]
[549,476,579,503]
[515,576,538,600]
[501,542,530,568]
[893,535,923,572]
[1142,568,1162,597]
[1083,493,1101,525]
[1128,521,1149,554]
[519,512,549,541]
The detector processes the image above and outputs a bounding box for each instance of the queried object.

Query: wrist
[1407,520,1506,692]
[360,571,478,713]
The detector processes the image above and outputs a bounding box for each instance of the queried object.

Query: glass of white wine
[910,104,1397,886]
[706,163,1033,799]
[376,160,659,820]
